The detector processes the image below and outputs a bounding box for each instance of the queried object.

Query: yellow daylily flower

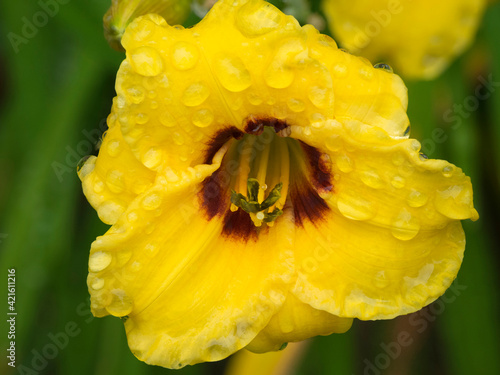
[79,0,478,369]
[104,0,191,51]
[322,0,488,79]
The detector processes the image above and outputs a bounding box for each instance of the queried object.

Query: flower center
[200,118,332,241]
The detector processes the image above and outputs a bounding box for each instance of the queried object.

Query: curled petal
[323,0,488,79]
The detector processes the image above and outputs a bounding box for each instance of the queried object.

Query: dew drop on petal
[442,165,454,177]
[287,98,305,112]
[192,109,214,128]
[308,86,330,108]
[142,147,162,169]
[325,135,343,152]
[337,192,377,220]
[106,289,133,316]
[89,251,112,272]
[391,208,420,241]
[391,175,406,189]
[129,46,164,77]
[336,154,353,173]
[171,41,199,71]
[406,189,428,208]
[373,63,393,73]
[90,277,105,290]
[106,169,125,193]
[360,170,383,189]
[434,185,473,219]
[264,63,294,89]
[182,82,210,107]
[159,111,176,127]
[142,192,162,210]
[332,63,348,78]
[135,113,149,124]
[214,55,252,92]
[106,140,121,157]
[236,1,283,37]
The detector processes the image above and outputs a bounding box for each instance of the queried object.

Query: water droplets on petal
[214,54,252,92]
[182,82,210,106]
[171,41,199,71]
[129,46,164,77]
[89,251,113,272]
[391,208,420,241]
[337,191,377,221]
[236,1,283,37]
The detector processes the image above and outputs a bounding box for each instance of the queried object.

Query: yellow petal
[289,119,478,319]
[323,0,488,79]
[104,0,191,51]
[78,102,155,225]
[86,146,295,368]
[113,0,409,175]
[246,294,352,353]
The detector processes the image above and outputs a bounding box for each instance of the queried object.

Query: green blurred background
[1,0,499,374]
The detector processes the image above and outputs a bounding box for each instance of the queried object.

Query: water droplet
[373,63,393,73]
[77,155,91,173]
[442,165,454,177]
[325,135,343,152]
[129,46,164,76]
[214,55,252,92]
[107,140,121,157]
[410,140,421,152]
[247,92,263,105]
[360,170,383,189]
[106,289,133,316]
[125,86,145,104]
[89,251,112,272]
[99,201,126,221]
[171,41,199,71]
[182,82,210,107]
[391,175,406,189]
[403,125,411,138]
[106,169,125,194]
[127,211,138,223]
[90,277,104,290]
[406,190,428,208]
[308,86,330,108]
[419,152,429,161]
[332,63,348,78]
[264,62,294,89]
[135,113,149,124]
[435,185,473,219]
[142,192,162,210]
[236,1,283,37]
[336,154,353,173]
[287,98,305,112]
[142,147,162,169]
[373,270,390,289]
[391,208,420,241]
[337,192,377,221]
[93,180,105,193]
[159,111,176,127]
[192,109,214,128]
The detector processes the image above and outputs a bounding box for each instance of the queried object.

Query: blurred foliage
[0,0,499,374]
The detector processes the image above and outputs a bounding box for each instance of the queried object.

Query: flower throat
[200,119,332,241]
